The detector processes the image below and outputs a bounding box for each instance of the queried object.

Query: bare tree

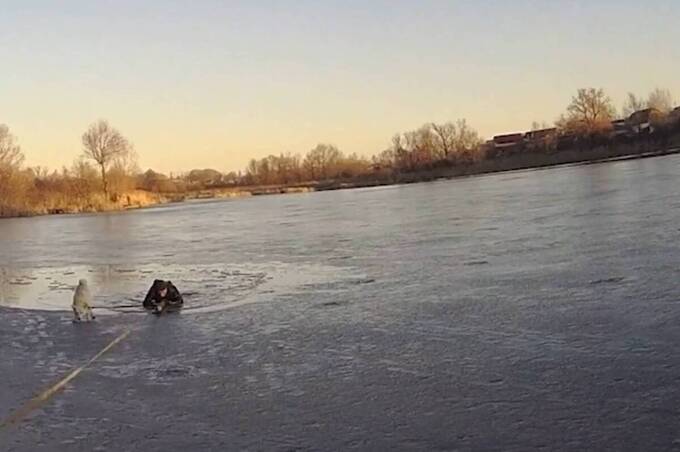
[108,147,140,198]
[622,92,646,117]
[335,152,370,178]
[274,152,302,184]
[390,119,482,171]
[389,133,416,172]
[245,159,259,185]
[564,88,615,134]
[0,125,31,216]
[81,120,131,198]
[431,122,456,159]
[303,144,342,180]
[0,124,24,170]
[404,126,437,165]
[69,158,100,202]
[453,119,482,156]
[647,88,674,113]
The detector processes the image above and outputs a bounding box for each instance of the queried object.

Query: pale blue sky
[1,0,679,173]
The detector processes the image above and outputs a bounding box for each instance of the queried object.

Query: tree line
[0,120,140,216]
[556,87,675,135]
[1,86,678,216]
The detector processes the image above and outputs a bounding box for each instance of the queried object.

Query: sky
[1,0,679,174]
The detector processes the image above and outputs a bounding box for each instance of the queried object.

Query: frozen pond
[1,155,680,451]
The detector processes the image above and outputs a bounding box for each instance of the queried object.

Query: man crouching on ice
[143,279,184,314]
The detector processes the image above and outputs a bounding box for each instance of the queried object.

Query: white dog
[72,279,95,322]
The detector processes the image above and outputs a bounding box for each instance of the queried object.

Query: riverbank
[316,141,680,191]
[0,190,169,218]
[2,142,679,219]
[228,141,680,194]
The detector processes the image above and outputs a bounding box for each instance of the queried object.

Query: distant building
[626,108,664,134]
[524,128,557,147]
[609,119,630,138]
[492,133,524,154]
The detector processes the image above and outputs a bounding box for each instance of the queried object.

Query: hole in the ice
[1,263,361,315]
